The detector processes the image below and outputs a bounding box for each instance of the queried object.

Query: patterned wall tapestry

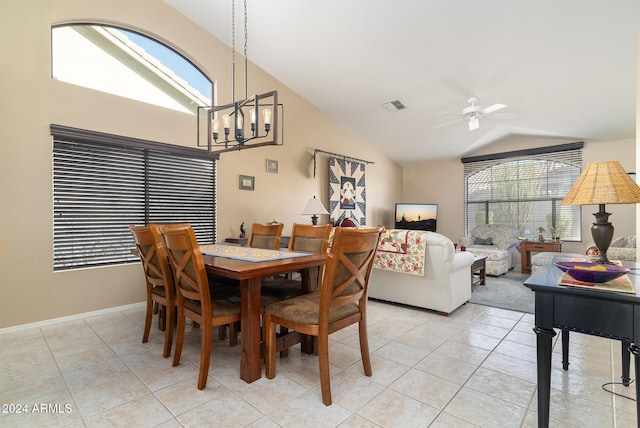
[329,156,366,225]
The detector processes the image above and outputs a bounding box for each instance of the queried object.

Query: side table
[471,255,488,289]
[520,240,562,273]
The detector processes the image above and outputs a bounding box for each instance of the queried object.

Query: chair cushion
[261,278,303,300]
[474,237,493,245]
[265,292,359,325]
[151,285,166,298]
[183,298,241,317]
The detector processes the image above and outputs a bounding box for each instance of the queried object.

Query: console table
[524,262,640,427]
[520,240,562,273]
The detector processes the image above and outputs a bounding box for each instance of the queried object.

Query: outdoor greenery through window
[52,125,218,271]
[463,143,583,242]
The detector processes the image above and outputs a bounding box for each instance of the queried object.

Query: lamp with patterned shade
[561,161,640,264]
[301,196,329,225]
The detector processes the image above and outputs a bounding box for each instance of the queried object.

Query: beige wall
[402,138,637,255]
[0,0,401,328]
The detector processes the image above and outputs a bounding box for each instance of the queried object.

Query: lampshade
[561,160,640,264]
[561,161,640,206]
[301,196,329,225]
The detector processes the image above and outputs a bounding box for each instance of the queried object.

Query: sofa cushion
[611,235,636,249]
[474,237,493,245]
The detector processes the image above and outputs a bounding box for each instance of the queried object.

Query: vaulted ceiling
[165,0,639,165]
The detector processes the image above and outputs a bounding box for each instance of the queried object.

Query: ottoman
[466,247,511,276]
[531,252,585,272]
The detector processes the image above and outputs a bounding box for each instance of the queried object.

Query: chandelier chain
[231,0,236,100]
[243,0,248,99]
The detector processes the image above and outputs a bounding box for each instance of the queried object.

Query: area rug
[469,271,534,314]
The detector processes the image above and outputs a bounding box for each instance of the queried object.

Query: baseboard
[0,302,146,334]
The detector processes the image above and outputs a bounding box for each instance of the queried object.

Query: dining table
[200,244,327,383]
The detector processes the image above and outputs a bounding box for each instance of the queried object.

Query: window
[52,24,212,113]
[52,125,218,271]
[463,143,583,241]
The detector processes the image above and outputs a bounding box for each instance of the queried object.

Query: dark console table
[524,262,640,427]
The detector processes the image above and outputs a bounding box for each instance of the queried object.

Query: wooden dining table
[201,247,327,383]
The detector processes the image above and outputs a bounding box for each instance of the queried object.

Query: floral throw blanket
[373,229,427,276]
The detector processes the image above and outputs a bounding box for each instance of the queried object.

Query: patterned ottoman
[466,247,510,276]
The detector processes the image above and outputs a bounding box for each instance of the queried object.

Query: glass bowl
[554,261,630,283]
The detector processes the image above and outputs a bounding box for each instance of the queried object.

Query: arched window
[52,24,212,113]
[463,143,583,242]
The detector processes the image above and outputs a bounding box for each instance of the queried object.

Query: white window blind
[462,143,583,241]
[52,125,217,270]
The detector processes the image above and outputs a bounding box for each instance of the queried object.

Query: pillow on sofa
[474,237,493,245]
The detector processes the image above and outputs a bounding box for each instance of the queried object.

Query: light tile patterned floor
[0,297,637,427]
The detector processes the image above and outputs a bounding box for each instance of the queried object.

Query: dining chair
[263,225,384,405]
[247,222,284,249]
[262,223,333,299]
[158,224,241,390]
[129,224,176,358]
[261,223,333,356]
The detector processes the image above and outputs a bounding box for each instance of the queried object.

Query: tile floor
[0,297,637,427]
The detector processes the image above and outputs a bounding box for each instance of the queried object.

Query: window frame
[462,142,583,241]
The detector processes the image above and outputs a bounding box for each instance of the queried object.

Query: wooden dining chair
[263,225,384,405]
[247,222,284,249]
[130,224,176,358]
[262,223,332,298]
[158,224,241,390]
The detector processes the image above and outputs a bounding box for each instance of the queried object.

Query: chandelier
[197,0,283,154]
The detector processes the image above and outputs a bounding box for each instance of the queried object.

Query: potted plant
[538,227,545,242]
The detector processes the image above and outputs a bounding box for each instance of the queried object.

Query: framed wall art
[266,159,279,173]
[239,175,255,190]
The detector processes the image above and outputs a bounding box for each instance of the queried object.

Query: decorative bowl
[554,261,630,283]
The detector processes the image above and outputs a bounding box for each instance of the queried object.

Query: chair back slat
[289,223,332,253]
[130,225,174,298]
[320,226,383,314]
[159,224,212,315]
[248,223,284,249]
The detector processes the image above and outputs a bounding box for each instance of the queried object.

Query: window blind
[462,143,583,241]
[52,127,217,271]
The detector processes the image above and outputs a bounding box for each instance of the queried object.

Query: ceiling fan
[434,97,512,131]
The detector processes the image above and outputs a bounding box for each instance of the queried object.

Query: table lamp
[561,160,640,264]
[301,196,329,225]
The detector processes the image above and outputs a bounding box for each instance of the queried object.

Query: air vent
[381,99,406,111]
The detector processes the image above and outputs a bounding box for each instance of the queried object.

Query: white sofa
[368,229,475,315]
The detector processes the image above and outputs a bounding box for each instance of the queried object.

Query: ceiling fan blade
[433,118,463,129]
[485,112,518,120]
[480,103,506,114]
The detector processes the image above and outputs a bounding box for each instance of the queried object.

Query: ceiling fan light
[468,116,479,131]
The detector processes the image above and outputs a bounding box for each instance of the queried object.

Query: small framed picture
[266,159,279,173]
[239,175,254,190]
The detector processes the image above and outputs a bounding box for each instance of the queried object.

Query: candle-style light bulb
[212,119,219,141]
[263,108,272,133]
[235,113,244,140]
[250,109,256,132]
[222,115,231,133]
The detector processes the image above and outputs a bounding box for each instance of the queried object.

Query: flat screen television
[394,203,438,232]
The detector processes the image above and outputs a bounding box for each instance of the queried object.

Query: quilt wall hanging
[329,156,366,225]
